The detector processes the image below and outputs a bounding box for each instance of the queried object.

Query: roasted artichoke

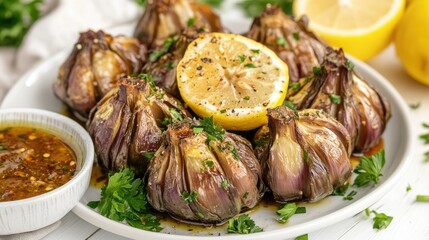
[142,26,206,97]
[286,48,391,152]
[146,118,264,225]
[134,0,223,48]
[255,106,352,203]
[86,75,189,175]
[246,5,327,82]
[54,30,147,120]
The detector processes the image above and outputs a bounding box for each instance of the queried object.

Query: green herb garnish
[353,149,385,187]
[295,234,309,240]
[366,209,393,230]
[244,63,256,68]
[276,37,286,46]
[312,66,322,76]
[332,183,350,196]
[187,17,196,27]
[251,49,260,54]
[238,55,246,63]
[416,195,429,202]
[143,152,155,161]
[254,136,269,147]
[181,191,198,204]
[243,96,250,100]
[419,123,429,144]
[293,32,300,40]
[87,168,162,232]
[0,0,42,46]
[343,190,357,201]
[283,100,297,110]
[406,184,412,192]
[345,60,355,70]
[192,116,225,144]
[197,0,224,8]
[289,82,301,92]
[409,102,421,109]
[329,94,342,104]
[221,179,228,189]
[203,160,214,168]
[227,214,263,234]
[236,0,294,17]
[149,37,175,62]
[276,203,306,223]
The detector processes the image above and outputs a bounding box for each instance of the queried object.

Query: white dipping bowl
[0,108,94,234]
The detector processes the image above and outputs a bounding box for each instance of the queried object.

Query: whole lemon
[394,0,429,86]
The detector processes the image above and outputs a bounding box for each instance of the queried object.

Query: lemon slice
[293,0,405,60]
[177,33,289,131]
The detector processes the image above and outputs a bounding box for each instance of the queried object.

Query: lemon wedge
[177,33,289,131]
[293,0,405,60]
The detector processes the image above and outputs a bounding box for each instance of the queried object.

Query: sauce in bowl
[0,127,77,201]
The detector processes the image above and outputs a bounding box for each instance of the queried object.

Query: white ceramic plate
[1,25,413,240]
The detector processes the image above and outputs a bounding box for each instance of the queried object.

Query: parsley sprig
[87,168,162,232]
[192,116,225,143]
[353,149,385,187]
[236,0,294,17]
[0,0,42,46]
[365,208,393,230]
[227,214,263,234]
[149,37,175,62]
[276,203,306,223]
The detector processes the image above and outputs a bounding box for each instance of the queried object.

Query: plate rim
[0,52,414,240]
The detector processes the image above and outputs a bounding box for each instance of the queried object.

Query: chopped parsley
[238,55,246,63]
[197,0,224,8]
[138,74,157,93]
[409,102,421,109]
[289,82,301,92]
[254,136,269,147]
[283,100,297,110]
[295,234,309,240]
[419,123,429,144]
[0,0,42,46]
[149,37,175,62]
[343,190,357,201]
[345,60,355,70]
[143,151,155,161]
[276,203,306,223]
[192,117,225,144]
[187,17,196,27]
[87,168,162,232]
[353,149,385,187]
[244,63,256,68]
[251,49,260,54]
[243,96,250,100]
[332,183,350,196]
[276,37,286,46]
[365,209,393,230]
[406,184,412,192]
[416,195,429,202]
[236,0,294,17]
[292,32,300,40]
[312,66,322,76]
[203,160,214,168]
[329,94,342,104]
[220,109,227,114]
[221,179,228,189]
[227,214,263,234]
[181,191,198,204]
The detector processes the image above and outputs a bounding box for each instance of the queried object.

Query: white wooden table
[36,44,429,240]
